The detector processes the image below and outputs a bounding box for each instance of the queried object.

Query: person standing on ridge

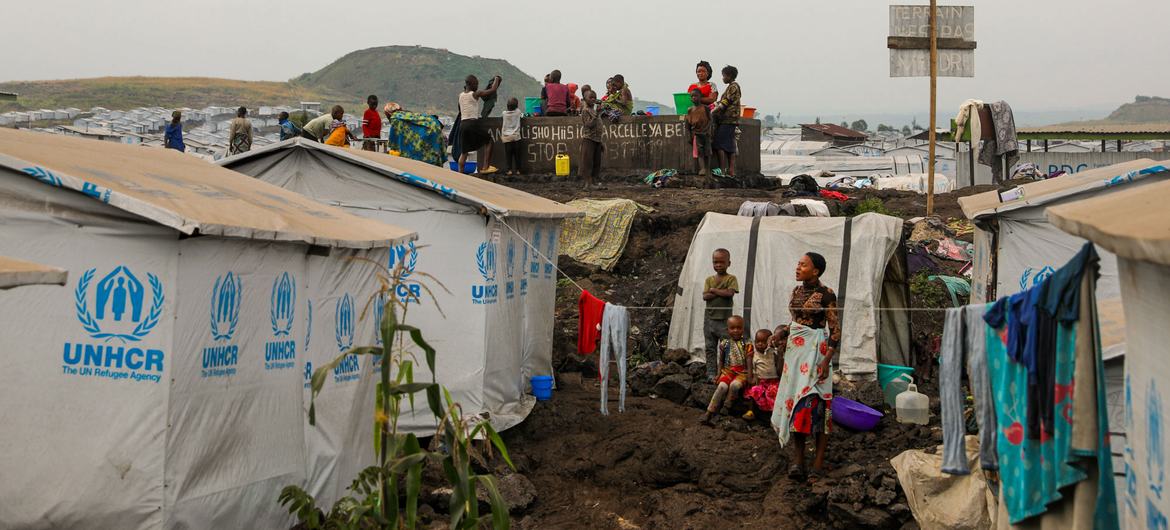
[227,106,252,156]
[164,110,185,152]
[457,74,501,176]
[541,70,571,117]
[361,95,382,151]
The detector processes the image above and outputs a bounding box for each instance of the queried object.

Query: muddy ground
[486,176,1000,529]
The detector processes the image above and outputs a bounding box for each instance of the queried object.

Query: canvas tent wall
[218,139,581,439]
[1047,177,1170,530]
[959,158,1169,506]
[0,255,67,288]
[0,128,415,529]
[666,212,909,377]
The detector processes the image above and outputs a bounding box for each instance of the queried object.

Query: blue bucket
[531,375,554,401]
[646,105,660,116]
[447,160,477,174]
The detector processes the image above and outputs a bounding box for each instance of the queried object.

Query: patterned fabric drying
[386,111,445,166]
[558,198,654,271]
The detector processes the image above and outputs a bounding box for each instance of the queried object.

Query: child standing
[685,88,711,177]
[744,328,780,420]
[323,105,357,147]
[700,315,750,425]
[501,98,523,176]
[712,65,742,178]
[361,95,382,151]
[702,248,739,381]
[579,89,603,190]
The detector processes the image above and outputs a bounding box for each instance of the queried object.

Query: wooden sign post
[889,4,974,216]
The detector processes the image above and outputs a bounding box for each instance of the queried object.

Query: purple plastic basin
[832,396,883,431]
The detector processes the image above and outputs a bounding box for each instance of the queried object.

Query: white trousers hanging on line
[599,303,629,415]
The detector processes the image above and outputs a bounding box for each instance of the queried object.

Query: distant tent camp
[1047,175,1170,530]
[0,255,67,288]
[0,128,415,528]
[667,212,909,377]
[218,140,581,446]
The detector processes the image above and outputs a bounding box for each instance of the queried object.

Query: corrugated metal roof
[799,123,868,139]
[1019,123,1170,135]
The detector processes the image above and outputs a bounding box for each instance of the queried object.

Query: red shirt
[362,108,382,139]
[687,82,717,108]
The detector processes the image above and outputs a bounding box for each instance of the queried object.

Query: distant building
[800,123,868,146]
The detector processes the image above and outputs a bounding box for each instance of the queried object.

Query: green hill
[293,46,543,114]
[1104,95,1170,123]
[0,77,346,113]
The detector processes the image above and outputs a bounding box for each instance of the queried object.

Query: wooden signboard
[889,5,975,77]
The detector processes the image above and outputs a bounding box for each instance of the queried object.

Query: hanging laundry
[940,303,997,475]
[977,101,1020,183]
[578,290,606,355]
[599,303,629,415]
[559,198,654,271]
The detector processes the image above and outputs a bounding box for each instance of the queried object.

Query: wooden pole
[927,0,938,216]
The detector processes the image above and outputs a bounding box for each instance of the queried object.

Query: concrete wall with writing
[955,151,1170,188]
[469,116,761,177]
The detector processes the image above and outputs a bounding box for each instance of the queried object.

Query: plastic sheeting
[666,213,905,377]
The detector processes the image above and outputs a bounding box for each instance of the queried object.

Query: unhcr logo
[505,239,516,300]
[265,272,296,371]
[389,242,422,303]
[530,228,542,278]
[520,239,529,297]
[63,266,165,383]
[333,293,360,383]
[471,241,498,305]
[1018,265,1055,292]
[544,228,557,279]
[202,272,241,378]
[303,299,313,390]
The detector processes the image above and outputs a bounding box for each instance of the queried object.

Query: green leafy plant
[280,258,513,529]
[853,197,898,217]
[910,272,948,309]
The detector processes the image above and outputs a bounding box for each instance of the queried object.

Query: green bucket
[673,93,693,115]
[524,97,541,115]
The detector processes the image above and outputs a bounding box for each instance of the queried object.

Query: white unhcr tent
[218,139,582,441]
[1048,177,1170,530]
[0,128,415,529]
[666,212,909,377]
[0,255,67,288]
[960,158,1170,503]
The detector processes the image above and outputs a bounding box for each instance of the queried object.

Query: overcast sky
[8,0,1169,121]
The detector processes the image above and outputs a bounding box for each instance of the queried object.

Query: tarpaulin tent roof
[959,158,1170,220]
[0,256,67,289]
[220,139,583,220]
[1047,177,1170,267]
[0,128,416,248]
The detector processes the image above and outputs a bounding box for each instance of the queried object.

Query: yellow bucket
[555,154,571,177]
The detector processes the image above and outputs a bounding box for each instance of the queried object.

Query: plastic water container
[533,105,543,116]
[877,363,914,390]
[896,377,930,425]
[524,97,541,115]
[531,375,554,401]
[645,105,660,116]
[673,93,693,114]
[555,154,570,176]
[741,107,757,119]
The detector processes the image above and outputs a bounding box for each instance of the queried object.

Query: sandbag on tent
[666,212,907,377]
[0,128,414,529]
[219,139,582,444]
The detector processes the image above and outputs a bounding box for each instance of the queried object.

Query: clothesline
[494,214,959,314]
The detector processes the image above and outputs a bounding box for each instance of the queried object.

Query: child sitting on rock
[699,315,751,425]
[743,328,780,420]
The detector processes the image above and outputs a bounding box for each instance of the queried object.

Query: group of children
[684,63,742,182]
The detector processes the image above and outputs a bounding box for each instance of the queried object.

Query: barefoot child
[702,249,739,381]
[685,88,711,177]
[579,89,603,190]
[699,315,750,425]
[743,328,779,420]
[501,98,523,176]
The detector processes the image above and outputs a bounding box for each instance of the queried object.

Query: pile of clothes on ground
[907,216,975,307]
